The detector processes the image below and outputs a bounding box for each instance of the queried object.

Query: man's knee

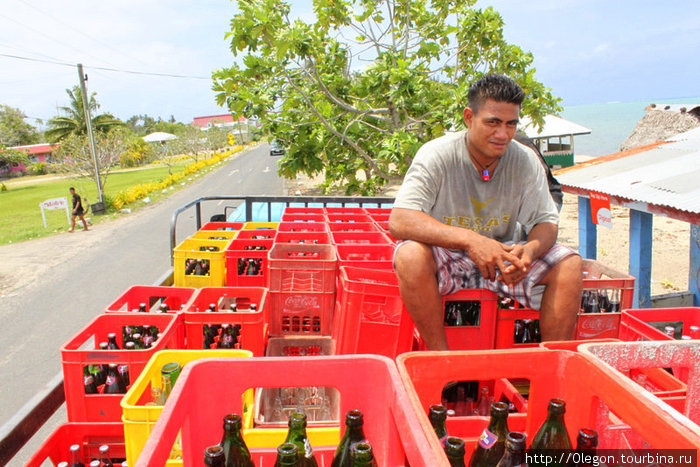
[394,240,436,280]
[541,253,582,286]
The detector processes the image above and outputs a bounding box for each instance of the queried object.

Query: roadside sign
[589,190,612,229]
[39,197,70,228]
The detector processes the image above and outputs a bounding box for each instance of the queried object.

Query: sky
[1,0,699,127]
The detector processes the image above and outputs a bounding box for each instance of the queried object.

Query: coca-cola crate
[414,289,498,351]
[324,206,368,214]
[365,207,392,215]
[330,230,392,245]
[199,221,244,231]
[619,307,700,341]
[539,338,621,351]
[236,228,276,240]
[335,243,395,269]
[121,349,253,466]
[280,213,327,222]
[268,291,335,336]
[225,238,273,287]
[333,266,414,358]
[326,213,373,223]
[326,221,378,233]
[397,349,700,465]
[26,422,126,467]
[282,206,325,215]
[191,229,238,241]
[277,221,328,233]
[105,285,196,313]
[61,313,180,422]
[580,340,697,424]
[268,243,337,292]
[495,305,541,349]
[243,221,279,230]
[136,355,439,466]
[274,230,332,245]
[173,238,232,288]
[184,287,268,356]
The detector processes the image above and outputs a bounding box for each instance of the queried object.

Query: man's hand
[465,236,525,282]
[499,244,533,286]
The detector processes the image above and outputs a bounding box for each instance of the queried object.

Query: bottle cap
[108,333,117,339]
[99,444,110,454]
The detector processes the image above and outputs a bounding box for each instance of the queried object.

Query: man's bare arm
[389,207,525,281]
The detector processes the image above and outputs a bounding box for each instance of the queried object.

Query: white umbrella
[142,132,178,143]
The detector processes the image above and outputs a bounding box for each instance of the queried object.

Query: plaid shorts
[421,242,578,310]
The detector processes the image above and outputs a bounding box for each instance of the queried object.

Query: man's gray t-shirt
[394,130,558,242]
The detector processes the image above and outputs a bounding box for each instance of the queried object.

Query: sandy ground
[287,172,690,298]
[0,168,689,298]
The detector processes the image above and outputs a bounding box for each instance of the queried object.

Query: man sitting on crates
[389,74,582,350]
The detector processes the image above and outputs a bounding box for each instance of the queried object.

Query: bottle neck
[487,412,509,435]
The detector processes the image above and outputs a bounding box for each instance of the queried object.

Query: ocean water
[560,97,700,157]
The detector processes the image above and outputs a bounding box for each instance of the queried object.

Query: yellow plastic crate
[121,349,253,466]
[191,230,238,241]
[243,424,339,448]
[243,222,279,230]
[173,238,232,288]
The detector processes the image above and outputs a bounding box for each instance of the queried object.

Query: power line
[0,52,211,80]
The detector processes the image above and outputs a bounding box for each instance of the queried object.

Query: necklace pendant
[482,169,490,181]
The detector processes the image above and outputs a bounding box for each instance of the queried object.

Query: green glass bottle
[331,410,367,467]
[495,432,526,467]
[350,442,378,467]
[284,411,318,467]
[275,442,299,467]
[204,444,226,467]
[429,404,449,446]
[220,413,254,467]
[444,436,466,467]
[468,401,509,467]
[529,398,572,467]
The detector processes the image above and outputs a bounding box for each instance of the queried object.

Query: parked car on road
[269,141,284,156]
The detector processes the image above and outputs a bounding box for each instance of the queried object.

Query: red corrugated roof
[5,143,58,154]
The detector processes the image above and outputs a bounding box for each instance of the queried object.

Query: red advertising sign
[589,191,612,228]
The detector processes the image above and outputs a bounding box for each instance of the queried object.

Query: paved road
[1,143,284,463]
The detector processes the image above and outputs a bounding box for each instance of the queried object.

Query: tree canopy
[45,86,123,143]
[0,105,40,147]
[213,0,561,194]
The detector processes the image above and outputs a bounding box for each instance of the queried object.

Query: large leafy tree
[0,105,40,147]
[46,86,123,143]
[213,0,561,194]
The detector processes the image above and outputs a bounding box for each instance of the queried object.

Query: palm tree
[45,86,123,142]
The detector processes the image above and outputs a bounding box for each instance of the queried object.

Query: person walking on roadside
[68,187,89,232]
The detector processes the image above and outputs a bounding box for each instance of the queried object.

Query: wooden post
[629,209,653,308]
[578,196,597,259]
[691,224,700,306]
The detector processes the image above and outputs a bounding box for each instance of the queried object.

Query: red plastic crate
[268,243,337,292]
[61,313,180,422]
[225,238,274,287]
[199,221,244,231]
[539,338,621,351]
[368,213,390,222]
[280,213,327,222]
[26,422,126,467]
[333,266,415,358]
[282,207,325,215]
[330,230,391,245]
[619,307,700,341]
[268,290,335,335]
[580,340,697,424]
[274,230,332,245]
[326,213,373,223]
[335,243,395,270]
[235,229,276,240]
[327,221,378,233]
[184,287,268,356]
[365,207,392,215]
[136,355,440,467]
[324,206,368,215]
[105,285,195,313]
[495,305,541,349]
[277,221,328,233]
[397,349,700,465]
[415,289,498,351]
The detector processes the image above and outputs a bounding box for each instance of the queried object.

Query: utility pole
[77,63,103,205]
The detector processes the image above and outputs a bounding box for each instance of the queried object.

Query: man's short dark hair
[69,187,75,191]
[467,74,525,114]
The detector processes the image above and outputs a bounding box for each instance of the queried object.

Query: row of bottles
[56,443,125,467]
[662,324,700,340]
[238,258,263,276]
[580,289,620,314]
[429,399,599,467]
[441,383,515,417]
[121,324,161,349]
[513,319,541,344]
[201,302,258,349]
[205,409,377,466]
[184,258,211,276]
[444,301,481,327]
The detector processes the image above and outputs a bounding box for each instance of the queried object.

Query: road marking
[228,169,239,176]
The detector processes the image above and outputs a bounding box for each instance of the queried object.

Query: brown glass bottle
[495,431,526,467]
[331,410,367,467]
[204,444,226,467]
[468,401,509,467]
[568,428,598,467]
[104,364,127,394]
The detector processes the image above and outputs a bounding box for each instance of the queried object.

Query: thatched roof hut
[621,104,700,151]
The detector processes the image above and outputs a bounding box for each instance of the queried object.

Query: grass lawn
[0,163,188,244]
